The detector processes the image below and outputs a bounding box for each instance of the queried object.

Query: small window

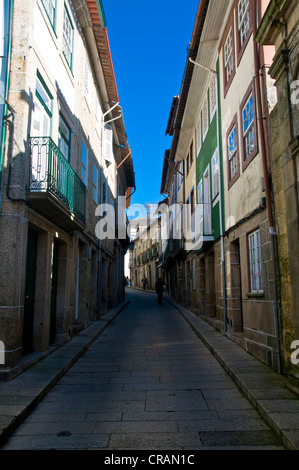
[41,0,56,29]
[186,154,189,176]
[190,187,195,214]
[186,197,190,230]
[236,0,253,64]
[202,96,209,140]
[248,229,263,293]
[189,141,194,170]
[238,0,250,47]
[102,179,107,203]
[227,115,240,188]
[177,161,183,192]
[197,179,203,204]
[81,141,88,187]
[32,72,53,136]
[211,150,220,200]
[242,93,254,158]
[58,113,71,161]
[221,12,236,97]
[104,124,114,165]
[210,74,217,121]
[240,82,258,170]
[63,5,74,69]
[224,27,234,84]
[92,165,98,204]
[35,72,52,116]
[196,114,201,155]
[228,126,238,177]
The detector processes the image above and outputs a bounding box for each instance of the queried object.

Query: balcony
[189,204,214,250]
[27,137,86,232]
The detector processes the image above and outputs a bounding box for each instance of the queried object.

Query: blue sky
[102,0,199,209]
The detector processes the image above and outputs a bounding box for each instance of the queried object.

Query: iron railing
[29,136,86,223]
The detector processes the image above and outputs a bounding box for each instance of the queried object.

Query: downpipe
[253,3,281,374]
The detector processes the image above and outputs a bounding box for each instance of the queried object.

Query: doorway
[22,229,38,355]
[230,239,243,332]
[49,240,59,345]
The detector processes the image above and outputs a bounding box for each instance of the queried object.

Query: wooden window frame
[226,114,240,189]
[246,227,263,294]
[235,0,254,66]
[240,80,258,172]
[219,10,236,98]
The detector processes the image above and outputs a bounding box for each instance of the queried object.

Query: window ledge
[246,291,264,298]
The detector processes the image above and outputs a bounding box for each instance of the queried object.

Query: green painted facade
[195,63,224,246]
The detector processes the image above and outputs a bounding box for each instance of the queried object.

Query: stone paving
[1,289,293,450]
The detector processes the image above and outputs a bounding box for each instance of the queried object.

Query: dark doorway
[23,228,38,355]
[230,238,243,332]
[50,240,59,345]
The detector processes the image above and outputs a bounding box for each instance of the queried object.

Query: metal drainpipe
[253,2,281,373]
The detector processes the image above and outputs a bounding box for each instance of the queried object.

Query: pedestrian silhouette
[141,277,148,290]
[155,277,166,304]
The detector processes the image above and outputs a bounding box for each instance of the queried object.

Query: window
[224,28,234,84]
[242,93,254,157]
[210,75,217,121]
[203,165,212,235]
[240,82,257,169]
[186,142,193,176]
[197,179,203,205]
[177,161,183,192]
[238,0,250,47]
[92,165,98,204]
[102,178,107,204]
[196,114,201,155]
[58,113,71,161]
[81,141,88,187]
[104,124,114,165]
[190,187,195,214]
[62,5,73,69]
[31,72,53,185]
[236,0,252,63]
[186,197,190,230]
[42,0,56,29]
[32,72,53,136]
[248,229,263,293]
[211,150,220,200]
[202,96,209,140]
[227,115,240,188]
[221,12,235,96]
[189,141,194,170]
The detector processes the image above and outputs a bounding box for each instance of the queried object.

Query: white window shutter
[104,124,114,164]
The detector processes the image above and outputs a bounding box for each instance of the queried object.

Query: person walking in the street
[141,276,148,290]
[155,277,166,304]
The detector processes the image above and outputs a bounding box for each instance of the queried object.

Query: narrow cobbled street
[1,289,284,450]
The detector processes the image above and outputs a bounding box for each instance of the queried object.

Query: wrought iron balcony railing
[29,137,86,224]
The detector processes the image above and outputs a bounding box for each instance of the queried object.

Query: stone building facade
[129,218,161,291]
[0,0,134,379]
[256,0,299,389]
[160,0,283,371]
